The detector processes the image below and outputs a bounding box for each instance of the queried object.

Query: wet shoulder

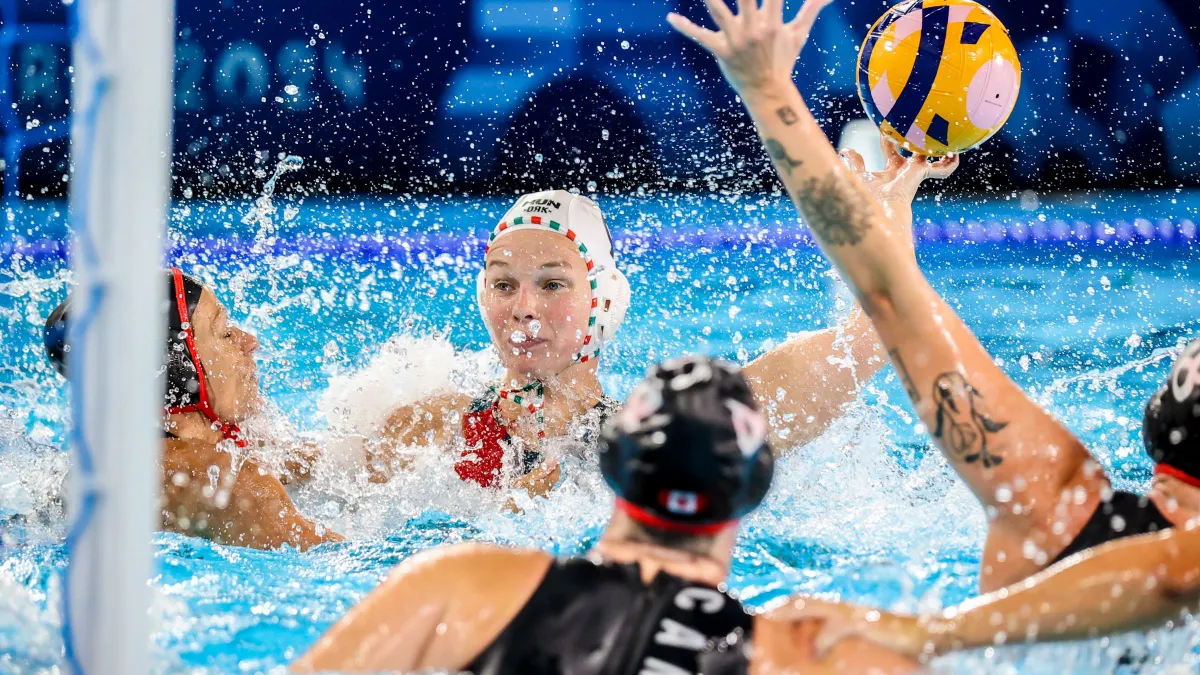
[391,542,553,598]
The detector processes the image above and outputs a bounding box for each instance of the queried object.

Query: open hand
[668,0,835,97]
[839,135,959,257]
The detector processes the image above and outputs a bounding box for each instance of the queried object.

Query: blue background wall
[2,0,1198,197]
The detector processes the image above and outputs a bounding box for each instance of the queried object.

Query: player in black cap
[45,268,341,550]
[297,356,1200,673]
[1049,339,1200,560]
[294,355,920,674]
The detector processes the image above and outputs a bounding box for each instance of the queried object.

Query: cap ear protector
[600,356,774,534]
[477,190,630,360]
[1143,339,1200,487]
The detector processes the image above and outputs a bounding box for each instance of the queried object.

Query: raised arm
[799,522,1200,660]
[671,0,1105,589]
[744,137,958,451]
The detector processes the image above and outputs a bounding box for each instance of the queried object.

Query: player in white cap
[369,181,945,495]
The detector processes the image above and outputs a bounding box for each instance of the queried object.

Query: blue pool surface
[1,190,1199,673]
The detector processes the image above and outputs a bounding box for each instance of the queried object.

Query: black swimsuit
[1051,490,1174,565]
[466,558,753,675]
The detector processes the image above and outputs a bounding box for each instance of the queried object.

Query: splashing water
[3,192,1200,672]
[242,155,304,229]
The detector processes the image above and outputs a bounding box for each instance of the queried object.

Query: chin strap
[615,498,736,536]
[495,380,546,442]
[163,267,247,448]
[1155,463,1200,489]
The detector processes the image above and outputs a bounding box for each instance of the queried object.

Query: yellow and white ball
[857,0,1022,156]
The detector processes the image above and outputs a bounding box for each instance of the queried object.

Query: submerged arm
[370,392,472,483]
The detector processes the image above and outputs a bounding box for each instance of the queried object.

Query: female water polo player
[45,269,341,550]
[295,356,920,674]
[297,358,1200,673]
[670,0,1200,590]
[370,178,951,493]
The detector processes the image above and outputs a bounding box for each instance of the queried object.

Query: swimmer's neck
[164,411,229,444]
[592,514,735,587]
[501,359,604,411]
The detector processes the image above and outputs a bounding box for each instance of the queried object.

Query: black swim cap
[600,356,774,534]
[1143,339,1200,486]
[44,269,207,410]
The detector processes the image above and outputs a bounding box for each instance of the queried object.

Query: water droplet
[284,84,299,95]
[620,40,630,50]
[994,484,1013,503]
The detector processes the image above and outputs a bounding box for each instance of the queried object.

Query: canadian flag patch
[660,490,707,515]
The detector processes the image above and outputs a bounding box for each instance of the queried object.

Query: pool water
[1,191,1199,673]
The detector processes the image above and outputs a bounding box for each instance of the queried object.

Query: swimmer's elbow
[857,288,898,323]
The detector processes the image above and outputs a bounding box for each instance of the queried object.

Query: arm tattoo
[776,106,799,126]
[889,349,921,402]
[930,373,1007,468]
[792,173,873,246]
[763,138,804,174]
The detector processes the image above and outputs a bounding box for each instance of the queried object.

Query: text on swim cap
[519,197,563,214]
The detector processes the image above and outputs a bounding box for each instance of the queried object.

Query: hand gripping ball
[857,0,1022,156]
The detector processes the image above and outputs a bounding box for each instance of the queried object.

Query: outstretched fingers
[838,148,868,178]
[667,12,727,55]
[926,152,961,180]
[763,0,784,22]
[787,0,835,44]
[704,0,737,32]
[880,134,905,172]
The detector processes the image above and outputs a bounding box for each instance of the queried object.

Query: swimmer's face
[481,230,593,379]
[190,290,262,423]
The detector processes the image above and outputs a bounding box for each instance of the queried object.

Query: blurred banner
[3,0,1199,197]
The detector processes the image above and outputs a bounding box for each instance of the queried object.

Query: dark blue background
[2,0,1198,197]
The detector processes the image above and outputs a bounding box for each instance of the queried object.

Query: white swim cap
[478,190,631,361]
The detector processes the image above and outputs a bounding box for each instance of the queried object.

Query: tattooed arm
[671,0,1108,591]
[742,138,964,453]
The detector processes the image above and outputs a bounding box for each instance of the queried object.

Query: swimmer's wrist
[737,77,798,106]
[919,612,961,658]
